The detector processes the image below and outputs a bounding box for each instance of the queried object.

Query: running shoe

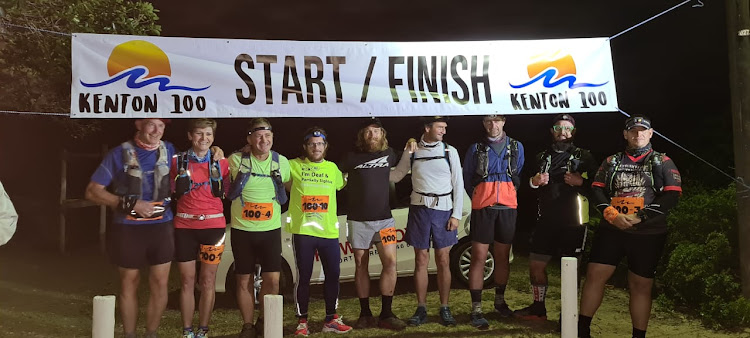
[470,312,490,330]
[195,328,208,338]
[438,306,457,327]
[294,319,309,337]
[513,303,547,321]
[322,314,353,334]
[353,315,378,329]
[378,316,407,331]
[182,329,195,338]
[239,323,256,338]
[494,302,514,318]
[407,306,428,326]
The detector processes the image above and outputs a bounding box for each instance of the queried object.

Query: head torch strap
[249,126,272,135]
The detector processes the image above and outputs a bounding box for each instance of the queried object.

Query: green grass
[1,244,749,337]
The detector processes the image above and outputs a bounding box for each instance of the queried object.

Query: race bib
[242,202,273,221]
[301,195,329,213]
[199,244,225,265]
[126,201,165,221]
[610,197,645,215]
[379,227,397,246]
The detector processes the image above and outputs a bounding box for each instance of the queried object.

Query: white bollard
[264,294,284,338]
[92,295,116,338]
[561,257,578,338]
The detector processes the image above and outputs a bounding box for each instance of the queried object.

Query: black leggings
[292,234,341,318]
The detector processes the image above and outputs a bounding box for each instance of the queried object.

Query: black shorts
[231,227,282,274]
[588,226,667,278]
[107,221,174,269]
[174,228,226,263]
[530,215,587,258]
[469,207,517,244]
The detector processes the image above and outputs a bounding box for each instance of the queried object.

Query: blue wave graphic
[510,68,608,89]
[80,67,210,92]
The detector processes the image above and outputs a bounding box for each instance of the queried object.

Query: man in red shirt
[171,119,230,338]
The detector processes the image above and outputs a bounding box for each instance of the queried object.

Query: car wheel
[450,240,495,288]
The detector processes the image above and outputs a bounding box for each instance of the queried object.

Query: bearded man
[338,118,407,331]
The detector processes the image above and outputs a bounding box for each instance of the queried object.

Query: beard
[365,137,384,152]
[551,137,574,152]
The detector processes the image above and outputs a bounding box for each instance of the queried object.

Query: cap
[551,114,575,126]
[483,114,505,121]
[360,117,383,130]
[625,116,651,130]
[421,116,449,125]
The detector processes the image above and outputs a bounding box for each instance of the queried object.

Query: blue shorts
[405,205,457,250]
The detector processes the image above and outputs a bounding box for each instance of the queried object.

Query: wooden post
[561,257,578,338]
[264,294,283,338]
[59,149,67,253]
[727,0,750,297]
[92,295,116,338]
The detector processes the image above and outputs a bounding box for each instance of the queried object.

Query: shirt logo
[354,155,390,169]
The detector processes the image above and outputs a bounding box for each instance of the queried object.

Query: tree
[0,0,160,137]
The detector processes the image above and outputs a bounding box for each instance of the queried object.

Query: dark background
[0,0,733,251]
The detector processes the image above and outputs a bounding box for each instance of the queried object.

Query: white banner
[71,33,618,118]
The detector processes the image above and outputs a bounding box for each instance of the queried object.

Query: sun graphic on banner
[526,50,576,80]
[509,49,607,89]
[106,40,171,78]
[80,39,209,92]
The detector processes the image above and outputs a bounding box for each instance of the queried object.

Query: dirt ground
[2,240,750,337]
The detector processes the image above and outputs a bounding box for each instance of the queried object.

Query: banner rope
[0,21,72,37]
[608,0,699,41]
[616,107,749,190]
[0,110,70,117]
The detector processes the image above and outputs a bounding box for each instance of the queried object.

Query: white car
[215,180,509,296]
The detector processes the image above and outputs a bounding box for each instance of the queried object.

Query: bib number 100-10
[302,195,329,213]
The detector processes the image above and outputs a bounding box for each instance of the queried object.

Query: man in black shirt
[339,118,407,331]
[579,115,682,338]
[514,114,597,322]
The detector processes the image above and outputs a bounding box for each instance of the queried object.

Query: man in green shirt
[227,118,290,338]
[287,127,351,336]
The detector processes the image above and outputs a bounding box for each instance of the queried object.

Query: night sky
[144,0,732,178]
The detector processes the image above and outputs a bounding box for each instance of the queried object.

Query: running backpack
[472,138,520,189]
[226,151,288,205]
[173,150,224,199]
[604,151,665,194]
[410,141,451,173]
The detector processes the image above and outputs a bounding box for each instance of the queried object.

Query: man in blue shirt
[85,118,176,338]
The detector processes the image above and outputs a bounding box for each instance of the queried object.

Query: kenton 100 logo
[77,40,209,115]
[509,50,611,111]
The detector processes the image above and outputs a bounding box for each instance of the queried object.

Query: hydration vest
[410,142,454,199]
[472,138,520,189]
[173,150,224,199]
[539,146,584,175]
[115,141,170,201]
[604,150,666,195]
[226,151,288,205]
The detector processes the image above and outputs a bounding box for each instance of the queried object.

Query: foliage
[658,184,750,328]
[0,0,160,137]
